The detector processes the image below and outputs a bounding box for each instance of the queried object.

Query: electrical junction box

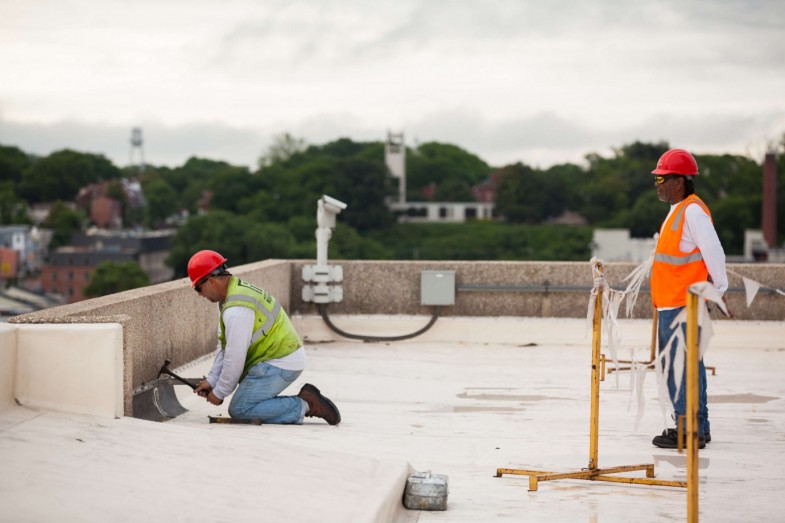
[420,270,455,306]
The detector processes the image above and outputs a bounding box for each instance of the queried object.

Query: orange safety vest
[651,194,712,308]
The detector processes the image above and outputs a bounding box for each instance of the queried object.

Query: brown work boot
[298,383,341,425]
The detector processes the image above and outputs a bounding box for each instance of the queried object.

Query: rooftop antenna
[385,131,406,203]
[130,127,145,174]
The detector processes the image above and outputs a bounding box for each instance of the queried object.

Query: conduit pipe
[318,303,441,342]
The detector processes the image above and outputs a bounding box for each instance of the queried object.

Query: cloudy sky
[1,0,784,170]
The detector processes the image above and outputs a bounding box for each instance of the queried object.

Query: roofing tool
[208,416,262,425]
[131,359,200,422]
[158,358,199,389]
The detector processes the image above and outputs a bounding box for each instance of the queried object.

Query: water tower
[130,127,145,174]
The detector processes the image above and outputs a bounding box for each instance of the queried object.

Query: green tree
[83,261,150,298]
[329,225,392,260]
[19,149,120,203]
[259,133,307,168]
[160,157,248,213]
[208,170,263,214]
[332,158,395,232]
[41,201,85,247]
[406,142,490,201]
[0,182,31,224]
[434,178,474,202]
[711,195,761,254]
[242,222,298,262]
[627,191,663,238]
[495,163,547,223]
[104,179,136,228]
[142,178,179,227]
[255,138,396,231]
[369,222,591,261]
[0,144,33,184]
[169,211,294,277]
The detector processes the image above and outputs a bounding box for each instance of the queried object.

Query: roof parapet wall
[7,259,783,416]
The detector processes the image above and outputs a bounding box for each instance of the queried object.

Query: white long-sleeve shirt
[206,306,306,399]
[660,200,729,296]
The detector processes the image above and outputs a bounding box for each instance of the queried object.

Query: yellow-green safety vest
[219,276,301,380]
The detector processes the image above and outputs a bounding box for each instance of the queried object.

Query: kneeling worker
[188,249,340,425]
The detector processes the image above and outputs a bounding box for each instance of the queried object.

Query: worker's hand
[206,391,224,406]
[194,380,212,398]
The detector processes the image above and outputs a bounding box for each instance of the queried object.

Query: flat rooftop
[1,316,783,522]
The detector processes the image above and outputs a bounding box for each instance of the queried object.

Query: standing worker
[188,249,341,425]
[649,148,732,449]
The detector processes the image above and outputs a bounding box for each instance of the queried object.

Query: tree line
[1,134,783,284]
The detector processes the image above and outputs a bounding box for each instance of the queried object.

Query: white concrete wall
[14,324,124,418]
[0,323,16,412]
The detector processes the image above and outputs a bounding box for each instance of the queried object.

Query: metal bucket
[403,471,449,511]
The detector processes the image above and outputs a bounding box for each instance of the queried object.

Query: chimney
[762,152,778,249]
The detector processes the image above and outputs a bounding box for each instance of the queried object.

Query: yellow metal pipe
[686,293,700,522]
[589,289,603,470]
[497,466,687,490]
[589,475,687,488]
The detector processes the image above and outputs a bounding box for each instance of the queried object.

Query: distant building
[384,132,497,223]
[590,229,656,263]
[75,179,146,229]
[0,225,48,277]
[29,203,53,226]
[0,283,64,319]
[472,171,500,203]
[390,201,496,223]
[41,248,130,303]
[741,229,785,263]
[90,195,122,229]
[0,248,17,279]
[40,229,176,303]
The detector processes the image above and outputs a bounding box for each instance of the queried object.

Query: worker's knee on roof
[228,402,250,419]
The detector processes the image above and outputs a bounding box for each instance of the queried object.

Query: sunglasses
[655,175,675,186]
[194,276,211,293]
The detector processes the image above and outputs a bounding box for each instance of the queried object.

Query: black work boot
[298,383,341,425]
[652,428,706,449]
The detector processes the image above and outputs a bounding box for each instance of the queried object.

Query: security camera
[321,195,347,214]
[317,194,348,229]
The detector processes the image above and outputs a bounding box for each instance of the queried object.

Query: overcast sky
[1,0,784,171]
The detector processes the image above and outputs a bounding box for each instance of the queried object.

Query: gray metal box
[403,471,449,511]
[420,270,455,306]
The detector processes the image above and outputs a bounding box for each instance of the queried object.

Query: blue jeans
[228,362,305,424]
[657,307,710,437]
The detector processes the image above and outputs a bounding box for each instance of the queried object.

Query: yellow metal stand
[496,262,687,492]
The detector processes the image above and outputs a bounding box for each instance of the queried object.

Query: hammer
[158,359,198,390]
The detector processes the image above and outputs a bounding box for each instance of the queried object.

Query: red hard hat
[651,148,699,176]
[187,250,228,287]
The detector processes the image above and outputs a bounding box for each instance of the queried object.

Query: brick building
[40,230,175,303]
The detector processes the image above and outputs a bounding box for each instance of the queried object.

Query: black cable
[318,303,441,342]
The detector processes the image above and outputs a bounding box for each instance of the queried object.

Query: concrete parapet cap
[8,314,132,325]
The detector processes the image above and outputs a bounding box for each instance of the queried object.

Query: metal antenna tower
[130,127,145,174]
